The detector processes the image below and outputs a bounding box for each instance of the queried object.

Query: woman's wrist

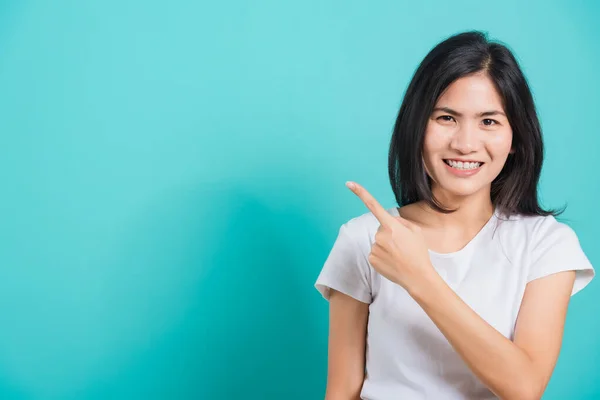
[405,264,445,302]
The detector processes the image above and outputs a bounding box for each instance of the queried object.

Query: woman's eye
[437,115,455,122]
[482,119,498,126]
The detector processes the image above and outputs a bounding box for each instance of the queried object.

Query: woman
[314,31,595,400]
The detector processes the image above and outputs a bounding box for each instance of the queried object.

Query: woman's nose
[450,124,480,153]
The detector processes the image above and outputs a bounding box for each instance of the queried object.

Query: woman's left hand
[345,181,438,293]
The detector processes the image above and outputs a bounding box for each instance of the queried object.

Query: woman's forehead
[435,75,505,113]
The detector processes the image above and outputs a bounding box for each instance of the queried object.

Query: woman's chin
[434,181,487,199]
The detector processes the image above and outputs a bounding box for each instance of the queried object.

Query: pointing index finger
[346,181,396,227]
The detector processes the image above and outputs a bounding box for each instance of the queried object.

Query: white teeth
[445,160,482,170]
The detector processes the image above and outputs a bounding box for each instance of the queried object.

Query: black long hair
[388,30,562,217]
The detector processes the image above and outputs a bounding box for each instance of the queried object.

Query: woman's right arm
[324,288,370,400]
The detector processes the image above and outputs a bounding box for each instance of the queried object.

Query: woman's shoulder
[499,212,595,295]
[337,207,399,244]
[495,211,581,252]
[497,211,572,235]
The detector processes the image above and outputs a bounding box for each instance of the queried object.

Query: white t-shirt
[315,207,595,400]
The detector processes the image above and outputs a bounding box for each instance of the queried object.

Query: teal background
[0,0,598,399]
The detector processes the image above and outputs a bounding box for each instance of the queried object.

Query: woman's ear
[509,147,515,154]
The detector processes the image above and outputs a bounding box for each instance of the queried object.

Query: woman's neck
[403,188,494,230]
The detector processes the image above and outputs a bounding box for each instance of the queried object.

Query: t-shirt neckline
[391,206,498,258]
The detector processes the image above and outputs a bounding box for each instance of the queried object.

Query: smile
[443,159,483,170]
[443,159,484,177]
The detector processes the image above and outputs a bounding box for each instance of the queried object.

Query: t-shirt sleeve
[527,218,595,296]
[314,223,373,304]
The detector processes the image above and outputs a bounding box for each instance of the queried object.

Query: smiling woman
[314,31,595,400]
[425,73,514,190]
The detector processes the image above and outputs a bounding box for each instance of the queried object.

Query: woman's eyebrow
[433,107,462,116]
[479,110,506,117]
[432,107,506,117]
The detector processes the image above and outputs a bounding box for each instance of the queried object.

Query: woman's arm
[324,289,369,400]
[411,269,576,400]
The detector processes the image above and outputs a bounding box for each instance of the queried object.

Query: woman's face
[422,72,514,200]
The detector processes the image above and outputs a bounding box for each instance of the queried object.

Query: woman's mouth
[443,159,484,176]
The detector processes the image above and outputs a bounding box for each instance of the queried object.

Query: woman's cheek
[424,124,453,151]
[485,128,513,155]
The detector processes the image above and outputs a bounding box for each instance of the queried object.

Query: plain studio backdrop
[0,1,598,399]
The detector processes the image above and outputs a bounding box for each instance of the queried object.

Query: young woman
[315,31,595,400]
